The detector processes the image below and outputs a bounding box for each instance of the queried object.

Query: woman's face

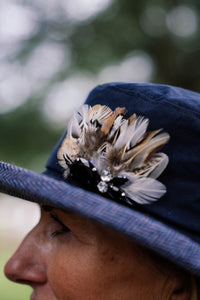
[4,207,183,300]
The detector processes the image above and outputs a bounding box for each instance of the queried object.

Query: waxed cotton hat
[1,82,200,276]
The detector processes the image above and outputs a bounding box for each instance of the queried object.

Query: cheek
[47,244,136,300]
[47,246,102,300]
[47,244,129,300]
[46,238,166,300]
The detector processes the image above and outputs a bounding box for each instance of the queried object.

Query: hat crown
[45,82,200,243]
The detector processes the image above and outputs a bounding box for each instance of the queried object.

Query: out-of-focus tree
[1,0,200,171]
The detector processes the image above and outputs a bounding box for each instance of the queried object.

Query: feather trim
[121,173,166,204]
[57,104,170,205]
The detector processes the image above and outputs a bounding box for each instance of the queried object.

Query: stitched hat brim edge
[0,161,200,276]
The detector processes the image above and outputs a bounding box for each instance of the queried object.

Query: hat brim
[1,161,200,276]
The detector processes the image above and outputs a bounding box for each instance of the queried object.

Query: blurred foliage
[0,101,63,172]
[1,0,200,170]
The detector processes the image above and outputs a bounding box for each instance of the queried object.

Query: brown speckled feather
[57,104,170,204]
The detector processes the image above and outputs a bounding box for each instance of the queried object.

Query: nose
[4,227,47,285]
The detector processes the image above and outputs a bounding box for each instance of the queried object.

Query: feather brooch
[57,104,170,205]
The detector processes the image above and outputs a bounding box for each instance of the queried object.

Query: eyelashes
[50,228,69,238]
[50,213,71,238]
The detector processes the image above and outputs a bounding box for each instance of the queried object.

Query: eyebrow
[50,213,66,227]
[41,204,85,225]
[41,205,69,227]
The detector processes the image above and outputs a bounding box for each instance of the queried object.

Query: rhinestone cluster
[97,170,112,193]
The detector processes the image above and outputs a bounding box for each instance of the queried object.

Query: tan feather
[128,113,137,124]
[57,135,79,165]
[88,105,113,124]
[132,132,170,168]
[120,132,169,171]
[114,107,126,117]
[101,113,115,135]
[121,129,161,161]
[101,107,126,135]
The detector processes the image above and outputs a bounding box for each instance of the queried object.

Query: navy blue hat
[1,82,200,276]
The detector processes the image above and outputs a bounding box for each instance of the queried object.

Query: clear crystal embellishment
[101,170,112,182]
[97,181,108,193]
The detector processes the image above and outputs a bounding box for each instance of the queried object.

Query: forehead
[41,205,94,223]
[40,205,134,244]
[41,205,109,236]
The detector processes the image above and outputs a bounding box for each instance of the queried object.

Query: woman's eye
[51,227,70,238]
[50,213,71,238]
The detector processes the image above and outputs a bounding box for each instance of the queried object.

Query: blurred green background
[0,0,200,299]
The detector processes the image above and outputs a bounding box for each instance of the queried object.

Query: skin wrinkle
[4,208,193,300]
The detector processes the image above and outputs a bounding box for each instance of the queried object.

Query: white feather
[109,115,123,137]
[113,120,129,149]
[121,173,166,204]
[147,153,169,179]
[67,105,90,140]
[78,105,90,130]
[129,116,149,148]
[113,116,149,152]
[114,115,124,128]
[67,113,81,140]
